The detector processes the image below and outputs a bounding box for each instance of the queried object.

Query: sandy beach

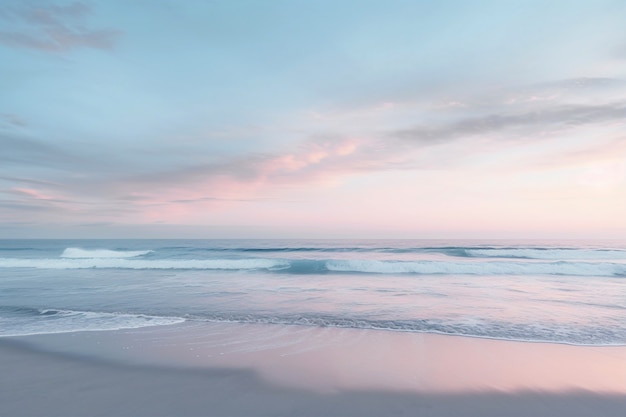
[1,322,625,417]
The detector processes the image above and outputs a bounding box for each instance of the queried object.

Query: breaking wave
[0,257,288,270]
[1,257,625,277]
[0,306,184,337]
[61,248,153,259]
[183,313,626,346]
[324,259,626,276]
[166,245,626,261]
[459,248,626,260]
[1,306,622,345]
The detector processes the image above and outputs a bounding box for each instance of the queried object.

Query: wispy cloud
[7,187,63,201]
[535,77,624,90]
[614,43,626,59]
[0,132,74,166]
[0,176,60,188]
[0,1,120,52]
[2,74,625,228]
[0,113,27,128]
[22,77,625,206]
[393,102,626,144]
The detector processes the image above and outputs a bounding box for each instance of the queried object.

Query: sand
[1,322,625,416]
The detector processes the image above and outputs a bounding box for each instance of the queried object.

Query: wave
[324,259,626,276]
[1,306,623,345]
[183,313,625,346]
[458,248,626,260]
[1,257,625,276]
[291,257,624,277]
[2,306,622,345]
[166,245,626,261]
[237,245,626,262]
[61,248,153,259]
[0,307,185,337]
[0,257,289,270]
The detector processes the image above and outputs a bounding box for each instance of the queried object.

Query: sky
[1,0,626,239]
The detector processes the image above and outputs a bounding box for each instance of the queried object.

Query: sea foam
[61,248,153,258]
[0,257,289,270]
[462,248,626,260]
[1,256,625,276]
[325,259,626,277]
[0,308,185,337]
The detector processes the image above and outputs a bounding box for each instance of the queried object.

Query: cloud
[393,103,626,144]
[529,137,626,171]
[170,197,268,204]
[0,1,120,52]
[100,137,363,203]
[51,81,625,209]
[0,132,74,166]
[535,77,624,90]
[1,73,624,228]
[0,200,59,212]
[6,187,61,201]
[0,176,60,188]
[614,43,626,59]
[0,186,71,214]
[0,113,27,128]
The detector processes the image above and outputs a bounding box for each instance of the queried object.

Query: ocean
[1,239,625,346]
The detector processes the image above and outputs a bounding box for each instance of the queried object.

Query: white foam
[0,309,185,337]
[465,248,626,261]
[0,257,289,270]
[61,248,153,259]
[3,256,625,276]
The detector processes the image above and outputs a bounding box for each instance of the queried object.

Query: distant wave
[0,257,289,270]
[323,259,626,277]
[0,306,184,337]
[459,248,626,260]
[61,248,153,259]
[1,257,625,277]
[154,245,626,261]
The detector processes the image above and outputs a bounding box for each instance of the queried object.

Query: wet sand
[1,322,625,416]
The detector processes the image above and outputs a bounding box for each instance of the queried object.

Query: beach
[2,322,626,417]
[2,239,625,416]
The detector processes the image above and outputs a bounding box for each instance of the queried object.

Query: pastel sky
[1,0,626,238]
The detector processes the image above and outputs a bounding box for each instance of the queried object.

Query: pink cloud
[11,187,56,200]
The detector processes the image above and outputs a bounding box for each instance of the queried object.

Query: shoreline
[2,322,626,416]
[6,320,626,348]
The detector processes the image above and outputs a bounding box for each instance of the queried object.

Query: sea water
[0,239,625,345]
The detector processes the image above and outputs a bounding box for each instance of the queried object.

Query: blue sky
[1,0,626,238]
